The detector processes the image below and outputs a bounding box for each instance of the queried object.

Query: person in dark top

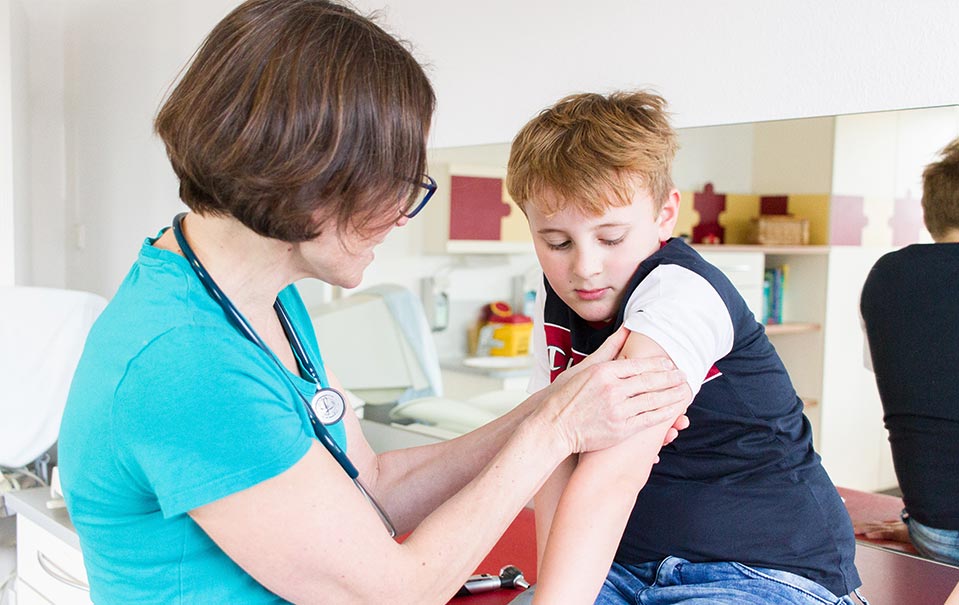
[505,90,863,605]
[859,136,959,566]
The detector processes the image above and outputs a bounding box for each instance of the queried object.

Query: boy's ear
[656,189,681,240]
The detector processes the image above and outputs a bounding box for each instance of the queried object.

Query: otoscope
[455,565,530,597]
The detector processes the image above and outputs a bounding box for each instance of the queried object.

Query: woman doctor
[57,1,690,603]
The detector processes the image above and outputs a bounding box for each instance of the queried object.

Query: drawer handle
[36,551,90,592]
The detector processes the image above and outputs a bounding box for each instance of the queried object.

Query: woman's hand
[534,326,690,455]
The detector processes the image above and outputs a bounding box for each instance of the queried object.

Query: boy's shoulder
[630,238,748,317]
[640,238,714,277]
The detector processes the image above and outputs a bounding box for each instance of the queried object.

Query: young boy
[506,91,862,605]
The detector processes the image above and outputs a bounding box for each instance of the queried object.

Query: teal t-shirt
[58,234,347,604]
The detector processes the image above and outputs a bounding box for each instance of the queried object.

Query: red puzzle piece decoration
[692,182,726,244]
[449,176,511,241]
[829,195,868,246]
[760,195,789,215]
[890,191,924,246]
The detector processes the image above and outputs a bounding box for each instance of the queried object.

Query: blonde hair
[506,90,678,217]
[922,136,959,239]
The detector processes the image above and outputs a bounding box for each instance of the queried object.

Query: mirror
[339,104,958,498]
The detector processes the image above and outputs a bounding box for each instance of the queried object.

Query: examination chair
[0,286,107,491]
[309,285,514,437]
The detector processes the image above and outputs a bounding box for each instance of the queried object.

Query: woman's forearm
[395,412,571,603]
[195,413,572,605]
[373,393,540,533]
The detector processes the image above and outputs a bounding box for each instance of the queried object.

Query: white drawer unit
[16,515,91,605]
[695,248,765,321]
[13,578,51,605]
[5,489,92,605]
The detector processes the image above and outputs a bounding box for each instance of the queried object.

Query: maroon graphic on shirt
[544,323,588,382]
[545,321,723,385]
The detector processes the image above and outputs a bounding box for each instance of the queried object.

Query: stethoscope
[171,213,396,537]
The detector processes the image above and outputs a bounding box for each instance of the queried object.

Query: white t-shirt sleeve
[527,278,551,394]
[622,264,734,398]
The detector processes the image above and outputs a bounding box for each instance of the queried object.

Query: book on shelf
[763,264,788,325]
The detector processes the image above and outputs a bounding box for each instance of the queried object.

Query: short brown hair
[506,91,678,217]
[155,0,435,241]
[922,136,959,239]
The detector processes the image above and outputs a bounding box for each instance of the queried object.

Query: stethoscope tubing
[170,213,395,536]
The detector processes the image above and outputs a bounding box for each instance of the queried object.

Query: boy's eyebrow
[536,222,631,235]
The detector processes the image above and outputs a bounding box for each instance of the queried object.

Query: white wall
[751,117,835,194]
[0,0,29,286]
[673,123,755,193]
[22,0,65,287]
[0,0,15,286]
[60,0,239,296]
[357,0,959,148]
[10,0,959,302]
[833,105,959,245]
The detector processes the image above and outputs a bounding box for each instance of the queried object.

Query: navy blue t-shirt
[860,243,959,530]
[541,239,860,597]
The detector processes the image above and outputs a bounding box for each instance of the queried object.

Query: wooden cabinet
[695,245,896,491]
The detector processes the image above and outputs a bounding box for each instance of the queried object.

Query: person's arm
[853,519,911,544]
[190,328,690,605]
[533,454,577,575]
[533,332,692,605]
[531,400,686,579]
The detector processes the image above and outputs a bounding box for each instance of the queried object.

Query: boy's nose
[573,249,603,279]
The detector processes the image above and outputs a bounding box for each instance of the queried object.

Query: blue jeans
[508,558,868,605]
[595,558,867,605]
[906,514,959,566]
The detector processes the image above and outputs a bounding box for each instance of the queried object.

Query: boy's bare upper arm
[619,329,672,363]
[620,330,695,410]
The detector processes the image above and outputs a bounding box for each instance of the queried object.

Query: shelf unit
[764,322,820,336]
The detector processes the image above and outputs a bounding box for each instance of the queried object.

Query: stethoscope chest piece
[311,387,346,425]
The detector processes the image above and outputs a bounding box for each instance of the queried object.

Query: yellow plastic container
[488,319,533,357]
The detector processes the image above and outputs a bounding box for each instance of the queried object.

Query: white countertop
[4,487,80,549]
[440,356,533,379]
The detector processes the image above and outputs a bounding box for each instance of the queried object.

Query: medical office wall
[0,0,29,286]
[3,0,959,297]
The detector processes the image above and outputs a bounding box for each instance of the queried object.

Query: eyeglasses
[401,174,437,219]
